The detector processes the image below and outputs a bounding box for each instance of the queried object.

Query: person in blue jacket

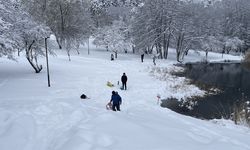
[110,91,122,111]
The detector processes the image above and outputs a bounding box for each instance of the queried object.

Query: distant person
[111,54,114,61]
[110,91,122,111]
[141,54,144,62]
[153,55,156,65]
[121,73,127,90]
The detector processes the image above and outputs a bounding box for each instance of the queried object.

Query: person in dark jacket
[111,54,114,61]
[141,54,144,62]
[121,73,127,90]
[110,91,122,111]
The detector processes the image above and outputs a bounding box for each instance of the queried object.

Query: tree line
[132,0,250,62]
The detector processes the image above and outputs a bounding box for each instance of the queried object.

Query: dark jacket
[110,94,122,105]
[121,75,127,83]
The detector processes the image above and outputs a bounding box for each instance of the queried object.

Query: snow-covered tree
[131,0,250,61]
[220,0,250,52]
[89,0,113,29]
[132,0,178,58]
[200,36,223,60]
[0,1,20,59]
[0,0,51,73]
[24,0,94,60]
[224,37,244,54]
[93,20,131,58]
[0,17,16,59]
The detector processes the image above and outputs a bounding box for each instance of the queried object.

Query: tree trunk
[176,35,181,62]
[76,49,80,55]
[55,36,62,49]
[163,32,167,59]
[43,0,47,11]
[59,4,64,49]
[176,33,184,62]
[156,42,159,55]
[164,20,172,60]
[115,51,117,58]
[165,33,171,59]
[67,50,71,61]
[59,4,64,34]
[76,43,80,55]
[26,56,43,73]
[18,49,21,56]
[156,42,163,59]
[148,44,154,54]
[25,40,43,73]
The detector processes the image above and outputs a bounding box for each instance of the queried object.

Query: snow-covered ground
[0,45,249,150]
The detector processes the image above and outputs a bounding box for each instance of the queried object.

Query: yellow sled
[107,81,114,87]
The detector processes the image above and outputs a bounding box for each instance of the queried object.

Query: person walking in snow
[152,55,157,66]
[111,54,114,61]
[121,73,128,90]
[141,53,144,62]
[110,91,122,111]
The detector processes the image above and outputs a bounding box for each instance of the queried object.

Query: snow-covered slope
[0,46,249,150]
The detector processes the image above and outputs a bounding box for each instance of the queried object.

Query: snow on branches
[0,0,51,72]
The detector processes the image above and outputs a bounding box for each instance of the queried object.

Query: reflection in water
[162,62,250,119]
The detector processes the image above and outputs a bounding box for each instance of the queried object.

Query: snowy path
[0,49,249,150]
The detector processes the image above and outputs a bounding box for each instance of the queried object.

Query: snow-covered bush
[242,52,250,70]
[231,98,250,127]
[224,37,244,54]
[244,52,250,62]
[200,36,224,60]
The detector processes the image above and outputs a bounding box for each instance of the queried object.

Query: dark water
[161,62,250,119]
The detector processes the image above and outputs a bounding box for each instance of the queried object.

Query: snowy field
[0,45,249,150]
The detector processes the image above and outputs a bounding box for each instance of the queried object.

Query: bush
[242,52,250,70]
[244,52,250,62]
[231,99,250,127]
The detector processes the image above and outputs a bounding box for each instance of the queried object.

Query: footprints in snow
[34,101,115,150]
[0,111,36,150]
[55,131,114,150]
[0,78,9,88]
[54,117,114,150]
[186,127,214,144]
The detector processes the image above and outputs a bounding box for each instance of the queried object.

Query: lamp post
[45,37,51,87]
[88,37,90,55]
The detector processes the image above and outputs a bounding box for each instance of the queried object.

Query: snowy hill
[0,46,249,150]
